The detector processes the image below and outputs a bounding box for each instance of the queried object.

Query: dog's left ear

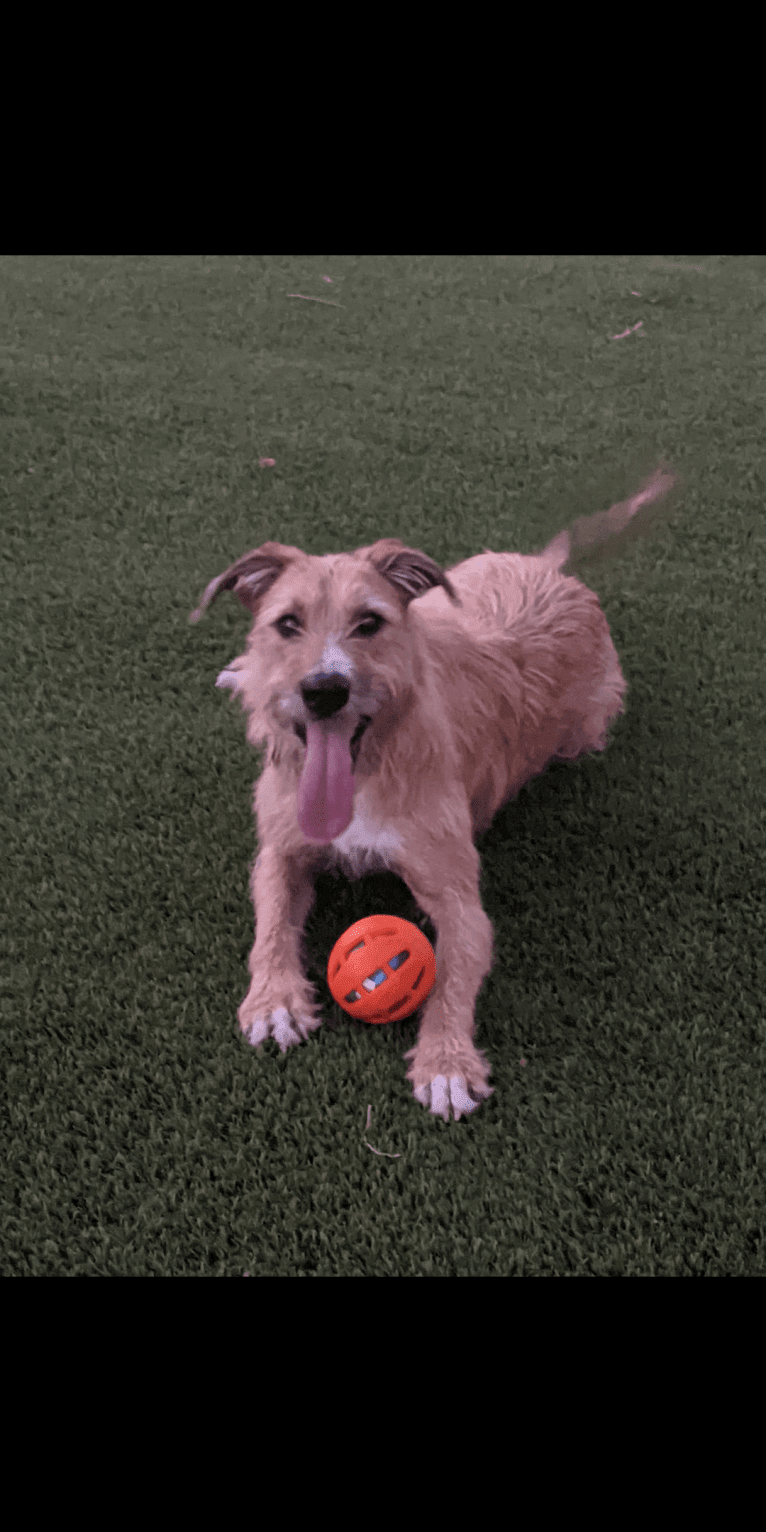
[189,541,304,623]
[363,539,461,608]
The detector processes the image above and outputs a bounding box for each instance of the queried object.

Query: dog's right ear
[364,538,462,608]
[189,542,303,623]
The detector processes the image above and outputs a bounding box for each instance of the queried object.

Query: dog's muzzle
[293,675,374,842]
[293,715,371,765]
[295,674,372,768]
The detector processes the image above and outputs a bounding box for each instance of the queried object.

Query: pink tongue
[297,720,355,843]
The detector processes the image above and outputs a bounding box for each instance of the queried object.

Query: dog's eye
[274,614,302,638]
[354,613,385,637]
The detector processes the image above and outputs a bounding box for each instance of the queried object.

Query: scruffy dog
[191,466,675,1121]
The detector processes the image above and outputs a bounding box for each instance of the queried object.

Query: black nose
[300,674,351,720]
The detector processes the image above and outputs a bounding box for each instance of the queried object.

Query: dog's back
[411,551,626,833]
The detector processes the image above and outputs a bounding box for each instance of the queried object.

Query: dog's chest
[324,799,403,879]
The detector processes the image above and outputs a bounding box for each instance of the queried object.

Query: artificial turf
[2,254,763,1276]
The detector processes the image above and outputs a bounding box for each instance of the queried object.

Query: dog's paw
[405,1039,494,1121]
[412,1073,494,1121]
[242,1006,322,1052]
[238,966,321,1053]
[239,996,322,1053]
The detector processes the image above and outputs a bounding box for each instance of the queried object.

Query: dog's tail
[539,462,678,571]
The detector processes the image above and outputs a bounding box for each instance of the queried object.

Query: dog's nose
[300,675,351,720]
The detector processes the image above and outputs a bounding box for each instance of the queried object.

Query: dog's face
[192,539,459,843]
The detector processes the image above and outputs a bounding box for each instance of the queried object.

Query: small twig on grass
[286,293,344,307]
[363,1104,401,1158]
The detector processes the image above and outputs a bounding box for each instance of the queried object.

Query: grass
[2,253,763,1276]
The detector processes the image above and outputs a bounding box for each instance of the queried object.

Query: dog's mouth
[293,715,372,844]
[293,714,371,765]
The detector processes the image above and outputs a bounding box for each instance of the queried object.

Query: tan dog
[191,466,676,1120]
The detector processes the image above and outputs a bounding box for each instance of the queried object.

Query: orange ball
[327,915,436,1024]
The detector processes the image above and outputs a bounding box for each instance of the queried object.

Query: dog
[191,465,676,1121]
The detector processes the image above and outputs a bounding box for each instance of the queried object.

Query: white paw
[244,1006,319,1053]
[413,1073,493,1122]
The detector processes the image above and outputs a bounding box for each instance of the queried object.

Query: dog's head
[191,538,460,844]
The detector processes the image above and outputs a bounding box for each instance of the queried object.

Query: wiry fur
[192,465,676,1120]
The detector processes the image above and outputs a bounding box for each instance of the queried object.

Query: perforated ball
[327,914,436,1024]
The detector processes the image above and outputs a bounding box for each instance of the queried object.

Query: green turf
[2,255,763,1276]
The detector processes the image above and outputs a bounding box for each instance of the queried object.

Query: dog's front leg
[402,844,495,1122]
[238,844,322,1053]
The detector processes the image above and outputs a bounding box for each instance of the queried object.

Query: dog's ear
[362,539,461,608]
[190,542,304,623]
